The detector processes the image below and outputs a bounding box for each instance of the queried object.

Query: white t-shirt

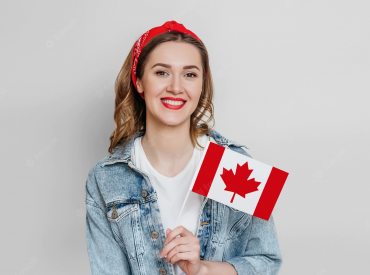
[131,134,215,275]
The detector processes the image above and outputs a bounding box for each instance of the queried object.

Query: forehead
[147,41,202,66]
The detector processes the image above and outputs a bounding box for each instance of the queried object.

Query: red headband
[131,20,207,93]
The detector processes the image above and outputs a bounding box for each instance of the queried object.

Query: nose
[167,73,184,95]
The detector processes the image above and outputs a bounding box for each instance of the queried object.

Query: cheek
[144,86,165,99]
[188,91,202,111]
[186,79,202,94]
[143,75,165,92]
[189,86,202,101]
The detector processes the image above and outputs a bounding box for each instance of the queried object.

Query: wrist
[198,261,209,275]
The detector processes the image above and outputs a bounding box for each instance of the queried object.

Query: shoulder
[228,142,252,159]
[207,128,253,159]
[85,157,109,198]
[87,156,110,177]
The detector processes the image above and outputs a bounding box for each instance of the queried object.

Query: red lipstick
[160,97,186,110]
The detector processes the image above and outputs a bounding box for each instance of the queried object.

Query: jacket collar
[101,126,248,167]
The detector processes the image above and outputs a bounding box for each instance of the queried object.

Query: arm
[85,166,132,275]
[199,261,237,275]
[224,214,282,275]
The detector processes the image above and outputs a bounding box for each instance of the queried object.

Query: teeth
[161,99,185,106]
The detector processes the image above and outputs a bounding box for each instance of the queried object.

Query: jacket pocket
[211,202,252,244]
[106,201,145,260]
[224,205,252,241]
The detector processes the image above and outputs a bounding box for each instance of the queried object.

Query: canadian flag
[189,141,289,221]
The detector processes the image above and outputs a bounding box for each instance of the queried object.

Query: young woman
[85,21,282,275]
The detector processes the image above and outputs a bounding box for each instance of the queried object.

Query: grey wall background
[1,0,369,274]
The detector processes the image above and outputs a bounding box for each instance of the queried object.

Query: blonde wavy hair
[108,31,215,153]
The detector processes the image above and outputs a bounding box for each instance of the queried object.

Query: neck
[141,116,194,165]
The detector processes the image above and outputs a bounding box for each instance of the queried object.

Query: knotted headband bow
[131,20,207,93]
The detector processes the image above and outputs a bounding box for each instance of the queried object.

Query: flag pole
[174,189,191,228]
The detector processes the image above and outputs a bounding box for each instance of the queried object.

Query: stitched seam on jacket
[144,201,162,263]
[105,194,157,208]
[117,215,144,259]
[110,224,129,257]
[107,205,138,223]
[86,198,105,213]
[227,214,250,240]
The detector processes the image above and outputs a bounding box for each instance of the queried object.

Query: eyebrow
[151,63,200,71]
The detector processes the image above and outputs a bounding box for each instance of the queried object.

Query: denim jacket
[85,128,282,275]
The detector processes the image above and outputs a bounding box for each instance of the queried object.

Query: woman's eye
[185,73,197,78]
[155,71,168,76]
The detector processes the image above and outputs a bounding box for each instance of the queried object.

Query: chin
[159,117,188,128]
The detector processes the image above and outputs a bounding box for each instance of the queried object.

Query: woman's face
[136,41,203,127]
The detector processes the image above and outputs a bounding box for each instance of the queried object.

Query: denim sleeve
[224,214,283,275]
[85,166,132,275]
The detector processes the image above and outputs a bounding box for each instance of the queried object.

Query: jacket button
[141,190,148,198]
[151,231,159,239]
[159,268,167,275]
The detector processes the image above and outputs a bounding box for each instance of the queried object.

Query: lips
[160,97,187,110]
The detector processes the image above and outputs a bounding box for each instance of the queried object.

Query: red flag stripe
[191,142,225,197]
[253,167,288,221]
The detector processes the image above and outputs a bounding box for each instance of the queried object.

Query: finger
[161,235,191,258]
[168,250,200,265]
[165,225,192,244]
[166,243,198,263]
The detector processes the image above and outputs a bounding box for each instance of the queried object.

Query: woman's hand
[160,226,204,275]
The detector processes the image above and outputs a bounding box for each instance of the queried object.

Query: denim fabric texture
[85,128,282,275]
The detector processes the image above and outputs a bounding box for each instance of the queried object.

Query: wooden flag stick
[174,189,191,228]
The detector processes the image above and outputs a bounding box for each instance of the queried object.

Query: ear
[136,79,145,99]
[136,78,143,93]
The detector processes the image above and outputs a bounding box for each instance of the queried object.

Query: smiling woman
[85,20,282,275]
[108,22,214,154]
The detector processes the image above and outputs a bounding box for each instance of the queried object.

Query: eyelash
[155,71,197,78]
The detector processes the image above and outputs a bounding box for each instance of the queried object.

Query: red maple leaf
[220,161,261,203]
